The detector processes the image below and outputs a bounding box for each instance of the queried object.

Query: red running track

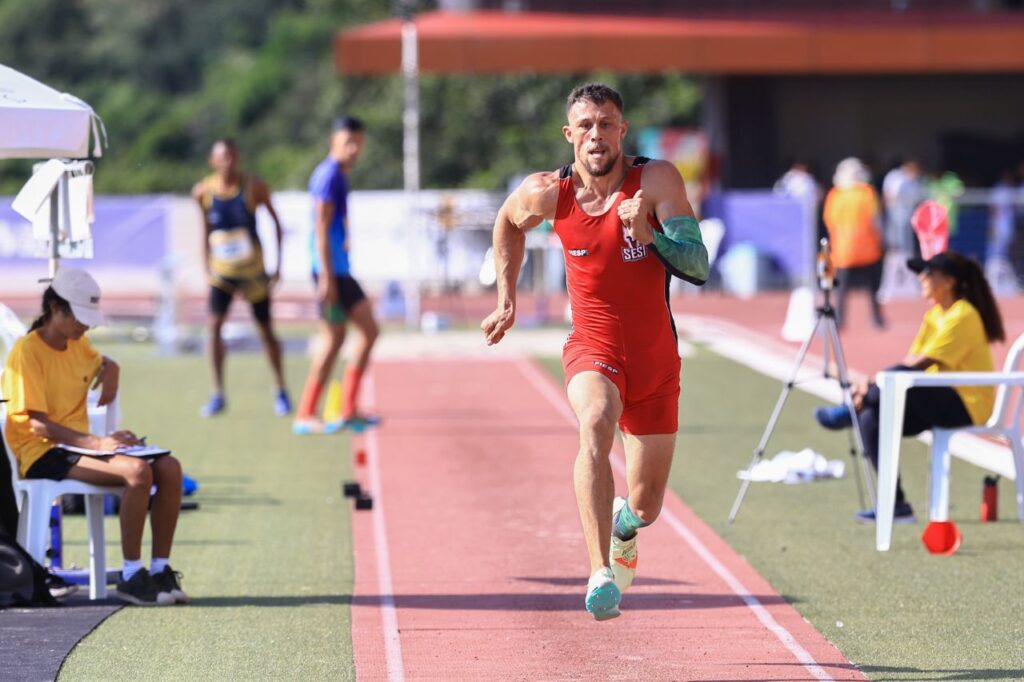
[350,357,867,681]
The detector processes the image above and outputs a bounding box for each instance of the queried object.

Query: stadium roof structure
[336,9,1024,75]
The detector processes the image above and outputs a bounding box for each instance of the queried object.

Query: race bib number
[209,227,255,264]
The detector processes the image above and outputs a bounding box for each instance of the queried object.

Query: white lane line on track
[514,356,835,682]
[364,373,406,682]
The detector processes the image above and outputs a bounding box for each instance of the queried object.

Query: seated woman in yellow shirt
[2,268,187,606]
[815,251,1005,523]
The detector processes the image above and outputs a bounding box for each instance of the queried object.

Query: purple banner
[0,196,168,267]
[703,191,812,283]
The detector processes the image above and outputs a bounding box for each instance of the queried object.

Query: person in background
[774,160,822,278]
[3,268,188,605]
[878,158,924,300]
[815,251,1004,523]
[988,170,1017,265]
[882,159,923,256]
[193,138,291,419]
[823,157,885,330]
[293,117,380,434]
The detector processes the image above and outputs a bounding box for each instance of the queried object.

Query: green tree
[0,1,700,194]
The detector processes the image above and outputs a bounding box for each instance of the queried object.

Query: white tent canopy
[0,63,104,160]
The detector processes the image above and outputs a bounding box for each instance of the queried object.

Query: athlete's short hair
[566,83,624,115]
[332,116,365,133]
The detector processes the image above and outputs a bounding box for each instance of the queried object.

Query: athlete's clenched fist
[617,189,654,245]
[481,304,516,345]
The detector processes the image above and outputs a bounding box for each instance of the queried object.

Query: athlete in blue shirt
[294,117,380,434]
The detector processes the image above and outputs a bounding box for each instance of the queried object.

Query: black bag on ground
[0,432,20,536]
[0,530,59,608]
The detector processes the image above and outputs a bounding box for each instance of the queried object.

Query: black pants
[857,365,972,505]
[0,439,18,536]
[835,260,884,329]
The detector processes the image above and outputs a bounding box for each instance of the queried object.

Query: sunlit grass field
[56,338,1024,680]
[59,340,356,680]
[543,348,1024,682]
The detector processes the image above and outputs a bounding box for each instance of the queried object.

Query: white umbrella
[0,63,104,159]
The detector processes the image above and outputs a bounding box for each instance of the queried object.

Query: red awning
[336,10,1024,75]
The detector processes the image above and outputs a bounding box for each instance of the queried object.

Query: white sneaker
[585,567,621,621]
[610,496,638,592]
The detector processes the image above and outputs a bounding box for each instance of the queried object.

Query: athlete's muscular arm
[253,178,285,287]
[191,182,212,277]
[617,160,709,285]
[314,199,337,304]
[481,172,558,346]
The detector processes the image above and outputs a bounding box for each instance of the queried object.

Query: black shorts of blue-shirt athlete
[311,273,367,324]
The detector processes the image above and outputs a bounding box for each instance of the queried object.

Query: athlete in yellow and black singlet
[192,139,290,418]
[198,172,270,311]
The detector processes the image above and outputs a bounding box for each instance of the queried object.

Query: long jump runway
[350,357,866,681]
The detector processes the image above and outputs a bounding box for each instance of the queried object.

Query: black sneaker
[114,568,174,606]
[855,502,917,525]
[152,566,189,604]
[46,571,79,599]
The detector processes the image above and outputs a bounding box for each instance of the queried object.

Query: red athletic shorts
[562,317,681,436]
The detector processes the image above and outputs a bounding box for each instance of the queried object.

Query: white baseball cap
[51,267,106,328]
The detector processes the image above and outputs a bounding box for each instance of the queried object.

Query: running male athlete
[293,117,380,434]
[481,84,708,620]
[193,138,291,418]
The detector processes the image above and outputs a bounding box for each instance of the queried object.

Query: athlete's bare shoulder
[191,178,207,203]
[248,176,272,203]
[506,170,560,228]
[640,158,692,209]
[636,159,695,223]
[640,159,685,189]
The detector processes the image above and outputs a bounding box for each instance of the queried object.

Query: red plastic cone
[921,520,962,556]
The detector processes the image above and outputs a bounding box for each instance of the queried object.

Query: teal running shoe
[585,567,621,621]
[292,419,343,436]
[610,497,638,592]
[341,414,381,433]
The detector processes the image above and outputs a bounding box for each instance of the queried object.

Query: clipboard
[59,443,171,458]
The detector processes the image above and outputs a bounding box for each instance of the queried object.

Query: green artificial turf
[541,348,1024,682]
[57,342,356,681]
[52,339,1024,680]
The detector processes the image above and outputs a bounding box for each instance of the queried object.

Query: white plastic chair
[929,334,1024,523]
[875,334,1024,551]
[1,372,123,599]
[0,302,28,363]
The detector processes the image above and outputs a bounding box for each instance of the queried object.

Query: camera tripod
[728,279,877,523]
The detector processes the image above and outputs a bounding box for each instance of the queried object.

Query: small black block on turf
[342,481,362,498]
[355,495,374,510]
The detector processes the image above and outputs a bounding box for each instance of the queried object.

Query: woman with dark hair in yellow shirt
[815,251,1005,523]
[2,268,187,605]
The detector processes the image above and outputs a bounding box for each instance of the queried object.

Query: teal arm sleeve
[650,215,709,286]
